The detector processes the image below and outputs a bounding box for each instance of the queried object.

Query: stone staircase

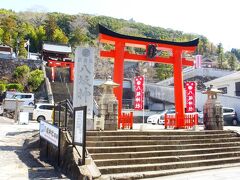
[86,130,240,179]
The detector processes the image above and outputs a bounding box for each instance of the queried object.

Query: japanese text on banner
[134,76,144,110]
[185,81,196,113]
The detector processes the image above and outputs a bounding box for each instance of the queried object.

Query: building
[0,45,14,59]
[205,71,240,96]
[201,58,218,68]
[42,43,72,61]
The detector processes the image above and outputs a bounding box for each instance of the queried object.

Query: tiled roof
[43,43,72,53]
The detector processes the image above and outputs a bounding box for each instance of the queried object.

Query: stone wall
[0,59,42,80]
[40,131,86,180]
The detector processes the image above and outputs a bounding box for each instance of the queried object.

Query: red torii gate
[98,24,199,129]
[48,60,74,82]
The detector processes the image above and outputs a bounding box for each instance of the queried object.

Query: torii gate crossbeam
[98,24,199,129]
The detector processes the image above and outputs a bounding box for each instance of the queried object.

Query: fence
[118,112,133,129]
[53,99,73,136]
[165,113,198,129]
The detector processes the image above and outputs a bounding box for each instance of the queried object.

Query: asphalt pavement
[1,116,240,180]
[0,116,68,180]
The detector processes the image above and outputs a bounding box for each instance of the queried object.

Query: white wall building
[205,71,240,97]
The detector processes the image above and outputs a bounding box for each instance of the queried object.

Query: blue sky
[1,0,240,50]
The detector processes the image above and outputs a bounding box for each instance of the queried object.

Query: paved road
[0,116,67,180]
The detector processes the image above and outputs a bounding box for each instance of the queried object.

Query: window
[223,108,234,113]
[235,82,240,96]
[24,95,32,98]
[218,87,227,94]
[45,105,54,110]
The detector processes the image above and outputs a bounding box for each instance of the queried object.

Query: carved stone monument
[95,77,119,130]
[203,85,223,130]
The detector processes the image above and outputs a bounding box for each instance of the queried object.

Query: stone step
[100,163,240,180]
[86,130,234,136]
[87,137,240,147]
[90,146,240,159]
[88,142,240,154]
[94,151,240,167]
[86,133,236,141]
[98,156,240,174]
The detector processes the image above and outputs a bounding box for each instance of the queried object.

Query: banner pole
[143,75,145,125]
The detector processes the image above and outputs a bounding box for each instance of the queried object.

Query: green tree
[156,64,173,81]
[13,65,30,86]
[35,25,46,51]
[28,69,44,92]
[18,41,28,58]
[228,53,237,70]
[231,48,240,60]
[0,16,17,46]
[217,43,224,69]
[0,27,4,43]
[55,13,74,36]
[53,28,68,43]
[69,28,89,46]
[44,15,58,41]
[2,31,11,46]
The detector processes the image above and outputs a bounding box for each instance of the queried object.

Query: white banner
[74,109,84,144]
[39,120,59,147]
[73,47,95,119]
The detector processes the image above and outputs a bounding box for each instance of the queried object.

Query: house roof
[42,43,72,53]
[205,71,240,86]
[0,45,12,53]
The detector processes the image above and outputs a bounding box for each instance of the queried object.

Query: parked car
[147,110,167,125]
[33,103,54,122]
[223,107,239,126]
[11,92,34,106]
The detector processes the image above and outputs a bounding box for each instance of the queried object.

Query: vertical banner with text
[185,81,196,113]
[73,47,95,119]
[195,55,202,69]
[134,76,144,110]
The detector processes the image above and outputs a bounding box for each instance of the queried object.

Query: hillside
[0,8,239,81]
[0,9,219,56]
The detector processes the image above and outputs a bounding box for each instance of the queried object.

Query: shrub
[6,83,24,92]
[13,65,30,86]
[0,84,6,93]
[28,69,44,92]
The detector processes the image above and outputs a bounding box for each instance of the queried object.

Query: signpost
[73,106,87,165]
[39,120,59,147]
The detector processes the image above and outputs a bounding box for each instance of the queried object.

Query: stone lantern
[202,85,223,130]
[94,77,119,130]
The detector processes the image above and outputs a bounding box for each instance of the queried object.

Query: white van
[12,93,35,106]
[33,103,54,122]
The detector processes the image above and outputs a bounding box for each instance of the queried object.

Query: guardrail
[53,99,73,135]
[165,113,198,129]
[118,112,133,129]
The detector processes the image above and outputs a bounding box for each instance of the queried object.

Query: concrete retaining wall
[40,131,85,180]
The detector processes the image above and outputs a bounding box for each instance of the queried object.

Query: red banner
[185,81,196,113]
[134,76,144,110]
